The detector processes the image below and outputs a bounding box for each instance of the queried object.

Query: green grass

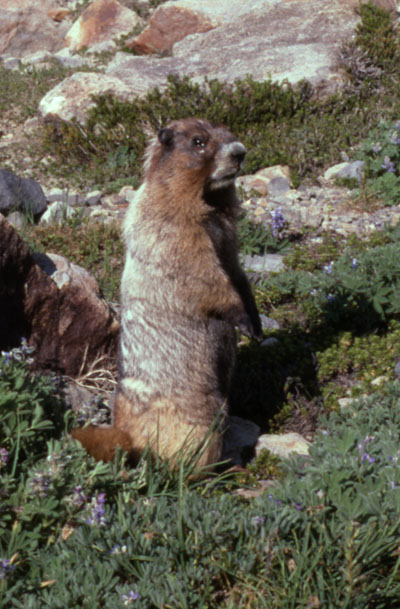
[0,63,74,122]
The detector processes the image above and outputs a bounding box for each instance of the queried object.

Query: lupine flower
[68,485,87,509]
[29,472,51,497]
[390,131,400,144]
[351,258,358,269]
[0,558,15,579]
[0,448,9,468]
[372,142,382,153]
[361,453,376,464]
[270,208,285,237]
[121,590,140,604]
[1,338,35,366]
[86,492,107,526]
[382,156,396,173]
[323,261,334,275]
[295,502,303,511]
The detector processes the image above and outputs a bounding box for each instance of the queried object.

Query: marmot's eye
[193,136,206,148]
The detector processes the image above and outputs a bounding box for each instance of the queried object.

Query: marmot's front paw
[237,313,262,340]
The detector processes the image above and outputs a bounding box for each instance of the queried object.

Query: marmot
[72,118,261,469]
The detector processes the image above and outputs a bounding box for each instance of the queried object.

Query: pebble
[255,432,310,458]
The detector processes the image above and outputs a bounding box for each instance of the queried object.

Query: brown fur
[72,118,261,470]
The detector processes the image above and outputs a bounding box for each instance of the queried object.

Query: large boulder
[0,217,118,376]
[127,3,216,55]
[0,169,47,217]
[0,0,67,57]
[65,0,143,52]
[38,71,135,124]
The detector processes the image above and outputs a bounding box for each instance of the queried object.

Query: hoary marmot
[72,118,261,469]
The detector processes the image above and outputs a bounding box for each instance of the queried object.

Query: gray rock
[260,336,280,348]
[53,47,88,69]
[324,160,365,183]
[20,50,53,65]
[0,1,66,58]
[244,253,285,274]
[45,187,68,203]
[85,190,103,206]
[40,201,77,225]
[38,71,136,123]
[256,432,310,458]
[0,169,47,217]
[6,211,25,230]
[1,55,20,70]
[260,314,280,331]
[268,176,292,197]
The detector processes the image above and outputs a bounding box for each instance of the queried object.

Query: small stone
[338,397,355,410]
[324,161,365,184]
[260,337,280,348]
[119,186,137,203]
[370,375,389,386]
[244,254,285,274]
[40,202,76,225]
[66,192,85,207]
[45,187,68,203]
[85,190,103,206]
[86,40,117,54]
[6,211,25,230]
[256,432,310,458]
[21,50,53,65]
[260,315,280,331]
[1,56,20,70]
[53,48,87,68]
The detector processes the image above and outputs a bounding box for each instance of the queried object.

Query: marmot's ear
[158,127,174,147]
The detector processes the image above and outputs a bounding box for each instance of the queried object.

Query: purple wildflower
[323,261,334,275]
[382,156,396,173]
[29,472,51,497]
[252,516,265,525]
[270,208,285,237]
[390,132,400,145]
[295,502,303,511]
[69,485,87,509]
[361,453,376,464]
[121,590,140,605]
[0,448,9,467]
[351,258,358,269]
[86,492,107,526]
[0,558,15,580]
[372,142,382,153]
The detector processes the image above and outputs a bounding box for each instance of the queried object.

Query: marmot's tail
[71,426,138,463]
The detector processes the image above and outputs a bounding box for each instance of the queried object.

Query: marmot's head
[144,118,246,192]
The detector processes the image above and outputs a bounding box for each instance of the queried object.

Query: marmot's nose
[230,142,246,164]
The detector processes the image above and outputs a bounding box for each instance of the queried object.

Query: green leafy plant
[352,119,400,205]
